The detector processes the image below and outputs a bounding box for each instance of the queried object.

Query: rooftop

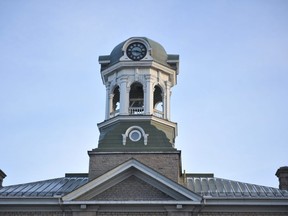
[99,37,179,72]
[0,175,88,198]
[187,176,288,198]
[1,173,287,199]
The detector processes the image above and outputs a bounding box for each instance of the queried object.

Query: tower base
[88,151,183,183]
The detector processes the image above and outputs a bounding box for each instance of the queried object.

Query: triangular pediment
[63,159,201,204]
[87,175,175,201]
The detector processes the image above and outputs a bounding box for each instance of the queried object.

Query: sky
[0,0,287,188]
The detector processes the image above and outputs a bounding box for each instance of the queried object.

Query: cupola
[88,37,182,181]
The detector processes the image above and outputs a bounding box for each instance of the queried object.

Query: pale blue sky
[0,0,287,188]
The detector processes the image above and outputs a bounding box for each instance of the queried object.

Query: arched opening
[129,82,144,115]
[153,85,164,118]
[111,86,120,117]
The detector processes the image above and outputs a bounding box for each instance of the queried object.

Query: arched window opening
[155,101,163,111]
[129,82,144,115]
[111,86,120,117]
[153,85,164,118]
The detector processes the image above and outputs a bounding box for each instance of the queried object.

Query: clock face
[126,42,147,61]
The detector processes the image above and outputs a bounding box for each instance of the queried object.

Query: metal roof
[0,176,88,198]
[0,175,287,199]
[98,37,179,71]
[109,37,169,66]
[186,176,288,198]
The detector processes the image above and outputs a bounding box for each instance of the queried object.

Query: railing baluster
[153,109,164,118]
[129,107,144,115]
[110,108,164,118]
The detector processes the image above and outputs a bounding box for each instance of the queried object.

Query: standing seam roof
[0,177,88,197]
[186,177,288,198]
[1,176,287,199]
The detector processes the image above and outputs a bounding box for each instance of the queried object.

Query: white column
[144,75,153,115]
[165,81,171,120]
[163,91,167,119]
[119,77,129,115]
[105,83,111,120]
[109,93,114,117]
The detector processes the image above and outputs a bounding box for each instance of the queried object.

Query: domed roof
[109,37,169,66]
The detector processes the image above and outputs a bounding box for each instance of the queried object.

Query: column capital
[119,76,128,83]
[165,80,172,87]
[145,74,153,80]
[105,82,111,90]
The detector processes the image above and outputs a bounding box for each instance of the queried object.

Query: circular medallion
[126,42,147,61]
[129,130,142,142]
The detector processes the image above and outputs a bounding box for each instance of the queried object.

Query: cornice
[100,61,176,84]
[98,115,177,131]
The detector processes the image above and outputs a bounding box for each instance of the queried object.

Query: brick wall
[93,175,173,201]
[0,212,71,216]
[198,213,288,216]
[97,213,167,216]
[0,210,287,216]
[88,152,181,182]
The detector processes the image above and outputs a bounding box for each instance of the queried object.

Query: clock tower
[88,37,182,183]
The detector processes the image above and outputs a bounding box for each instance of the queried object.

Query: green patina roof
[99,37,179,69]
[95,118,177,152]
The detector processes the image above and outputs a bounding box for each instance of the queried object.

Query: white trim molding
[122,126,149,145]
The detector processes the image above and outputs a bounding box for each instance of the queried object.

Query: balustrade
[110,109,119,117]
[129,107,144,115]
[111,108,164,118]
[153,109,164,118]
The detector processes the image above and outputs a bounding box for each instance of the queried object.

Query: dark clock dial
[126,42,147,61]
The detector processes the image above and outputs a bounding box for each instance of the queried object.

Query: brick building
[0,37,288,215]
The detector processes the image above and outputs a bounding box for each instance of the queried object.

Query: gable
[62,159,202,204]
[88,175,174,201]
